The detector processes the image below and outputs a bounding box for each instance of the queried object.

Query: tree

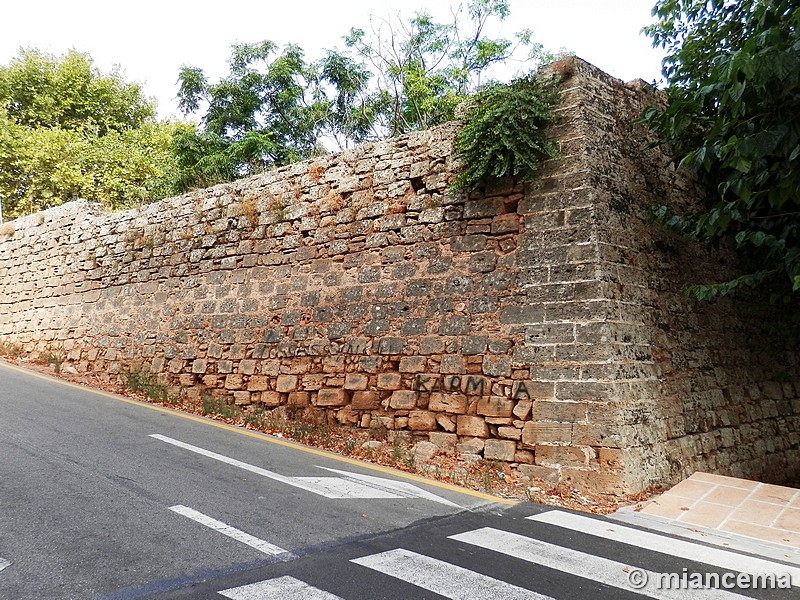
[174,0,550,190]
[0,48,183,218]
[174,42,331,191]
[643,1,800,300]
[345,0,547,137]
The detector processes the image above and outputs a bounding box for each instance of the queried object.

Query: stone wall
[1,58,798,494]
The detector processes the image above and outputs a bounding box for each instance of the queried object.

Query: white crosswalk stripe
[219,576,343,600]
[528,510,800,587]
[351,548,555,600]
[451,527,754,599]
[214,512,796,599]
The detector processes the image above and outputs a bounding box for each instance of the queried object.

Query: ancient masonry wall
[1,58,798,494]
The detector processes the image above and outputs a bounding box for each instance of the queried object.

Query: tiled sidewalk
[637,472,800,548]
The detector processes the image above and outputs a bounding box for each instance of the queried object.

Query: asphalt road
[1,360,798,600]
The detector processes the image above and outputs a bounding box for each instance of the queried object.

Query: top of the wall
[0,56,661,246]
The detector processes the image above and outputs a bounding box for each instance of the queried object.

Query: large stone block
[457,415,489,437]
[389,390,418,410]
[484,439,517,462]
[316,388,350,406]
[477,396,514,417]
[428,392,468,414]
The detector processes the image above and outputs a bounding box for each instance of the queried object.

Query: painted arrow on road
[150,434,460,507]
[0,557,10,572]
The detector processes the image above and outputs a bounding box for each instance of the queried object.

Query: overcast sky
[0,0,666,119]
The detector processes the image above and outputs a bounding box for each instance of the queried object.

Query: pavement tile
[728,500,785,527]
[639,493,695,519]
[702,485,753,507]
[720,519,800,548]
[750,484,799,505]
[676,500,728,529]
[667,478,715,500]
[775,507,800,532]
[689,472,759,490]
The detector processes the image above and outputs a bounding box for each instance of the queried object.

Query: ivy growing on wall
[451,73,561,193]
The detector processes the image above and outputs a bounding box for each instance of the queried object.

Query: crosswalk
[211,509,798,600]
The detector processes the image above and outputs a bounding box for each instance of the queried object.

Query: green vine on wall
[451,73,562,193]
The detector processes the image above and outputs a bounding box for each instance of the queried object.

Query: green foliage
[643,0,800,300]
[174,1,552,190]
[125,369,169,403]
[342,0,550,137]
[451,74,561,192]
[201,393,239,418]
[0,48,184,218]
[174,42,327,191]
[0,48,154,134]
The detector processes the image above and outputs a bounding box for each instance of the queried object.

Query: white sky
[0,0,665,120]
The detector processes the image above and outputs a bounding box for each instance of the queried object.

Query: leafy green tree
[175,42,331,190]
[0,48,154,134]
[174,0,550,190]
[345,0,547,136]
[0,48,183,218]
[643,0,800,299]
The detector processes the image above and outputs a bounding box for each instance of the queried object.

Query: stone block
[514,449,534,464]
[389,390,418,410]
[377,372,402,390]
[377,337,404,355]
[535,445,592,467]
[477,396,514,417]
[260,391,282,406]
[436,414,457,432]
[457,437,485,454]
[275,374,298,392]
[408,410,437,431]
[191,359,207,374]
[482,355,511,377]
[498,426,522,440]
[412,441,439,462]
[512,381,555,401]
[429,432,457,454]
[399,356,427,372]
[224,374,244,390]
[316,388,350,406]
[233,391,252,406]
[247,375,271,391]
[352,390,381,410]
[517,463,560,485]
[457,415,489,437]
[287,391,310,406]
[513,400,532,419]
[429,392,468,414]
[238,359,257,375]
[521,422,573,447]
[344,373,369,390]
[484,439,517,462]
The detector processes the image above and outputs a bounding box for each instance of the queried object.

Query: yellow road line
[0,359,517,505]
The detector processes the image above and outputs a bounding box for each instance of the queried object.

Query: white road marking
[0,557,9,572]
[451,527,751,600]
[528,510,800,587]
[150,434,458,506]
[169,505,291,557]
[351,548,555,600]
[219,576,343,600]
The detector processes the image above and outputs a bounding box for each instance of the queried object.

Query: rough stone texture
[1,57,798,495]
